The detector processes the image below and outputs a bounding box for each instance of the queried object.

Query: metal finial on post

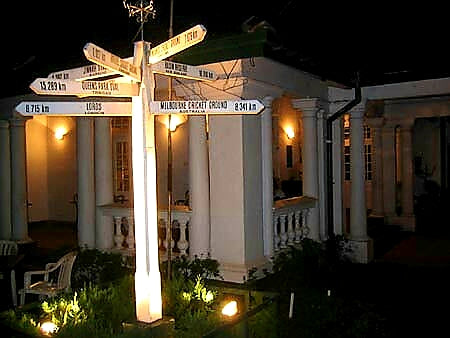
[123,0,157,40]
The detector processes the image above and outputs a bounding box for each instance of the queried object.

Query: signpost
[83,43,141,81]
[29,78,139,97]
[15,101,132,116]
[48,57,134,81]
[149,99,264,115]
[152,60,217,81]
[16,21,266,325]
[148,24,207,64]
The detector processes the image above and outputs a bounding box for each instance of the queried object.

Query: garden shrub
[71,248,133,289]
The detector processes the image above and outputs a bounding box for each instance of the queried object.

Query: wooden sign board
[48,57,134,81]
[15,101,132,116]
[149,99,264,115]
[148,24,207,64]
[152,60,217,81]
[29,78,139,97]
[84,43,141,81]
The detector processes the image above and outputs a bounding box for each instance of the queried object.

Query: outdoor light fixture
[285,126,295,139]
[40,321,58,335]
[221,300,238,317]
[164,114,186,132]
[54,126,68,140]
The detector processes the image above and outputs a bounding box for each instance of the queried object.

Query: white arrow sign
[152,60,217,81]
[30,78,139,97]
[148,24,207,64]
[15,101,132,116]
[84,43,141,81]
[149,99,264,115]
[48,57,134,81]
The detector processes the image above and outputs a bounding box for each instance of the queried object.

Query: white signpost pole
[131,40,162,323]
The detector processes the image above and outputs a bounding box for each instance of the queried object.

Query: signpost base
[123,317,175,337]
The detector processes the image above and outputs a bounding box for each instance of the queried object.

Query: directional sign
[15,101,132,116]
[30,78,139,97]
[48,57,134,81]
[148,24,207,64]
[84,43,141,81]
[152,60,217,81]
[149,99,264,115]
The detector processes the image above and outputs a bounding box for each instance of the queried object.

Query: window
[114,141,130,193]
[343,115,351,180]
[286,145,293,168]
[364,126,373,181]
[343,115,373,181]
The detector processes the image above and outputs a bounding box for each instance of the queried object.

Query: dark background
[2,1,449,97]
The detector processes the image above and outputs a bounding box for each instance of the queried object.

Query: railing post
[279,214,287,249]
[127,216,135,249]
[114,216,124,249]
[294,211,302,243]
[273,214,280,252]
[178,219,189,256]
[287,211,295,245]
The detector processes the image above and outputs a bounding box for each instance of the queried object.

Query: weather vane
[123,0,156,23]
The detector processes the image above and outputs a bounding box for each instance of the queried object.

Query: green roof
[173,30,268,65]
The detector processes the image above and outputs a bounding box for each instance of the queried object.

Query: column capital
[399,118,415,130]
[262,96,274,108]
[291,98,325,115]
[349,103,366,119]
[0,120,9,128]
[365,117,384,129]
[9,119,27,128]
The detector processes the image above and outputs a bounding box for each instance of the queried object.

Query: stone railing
[272,196,317,252]
[100,204,191,259]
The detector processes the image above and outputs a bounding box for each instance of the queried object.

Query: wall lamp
[54,126,68,140]
[285,126,295,139]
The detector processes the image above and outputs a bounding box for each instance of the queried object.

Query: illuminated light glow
[164,114,186,131]
[222,300,238,317]
[54,126,67,140]
[285,126,295,139]
[40,321,58,335]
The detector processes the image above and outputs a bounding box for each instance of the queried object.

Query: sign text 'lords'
[149,99,264,115]
[15,101,132,116]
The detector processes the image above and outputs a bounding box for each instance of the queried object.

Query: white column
[349,107,373,263]
[400,120,415,228]
[261,96,274,257]
[381,124,396,219]
[332,114,343,235]
[77,117,96,248]
[350,108,367,239]
[292,99,320,241]
[10,119,30,242]
[188,115,210,258]
[367,118,384,218]
[95,118,114,249]
[0,120,11,239]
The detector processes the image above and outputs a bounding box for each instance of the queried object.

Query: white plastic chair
[0,240,20,307]
[18,251,77,306]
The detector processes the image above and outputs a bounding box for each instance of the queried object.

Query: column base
[345,237,374,264]
[217,258,271,284]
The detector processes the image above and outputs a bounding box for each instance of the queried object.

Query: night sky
[2,1,449,97]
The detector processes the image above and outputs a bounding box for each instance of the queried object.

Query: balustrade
[100,204,191,259]
[272,196,316,252]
